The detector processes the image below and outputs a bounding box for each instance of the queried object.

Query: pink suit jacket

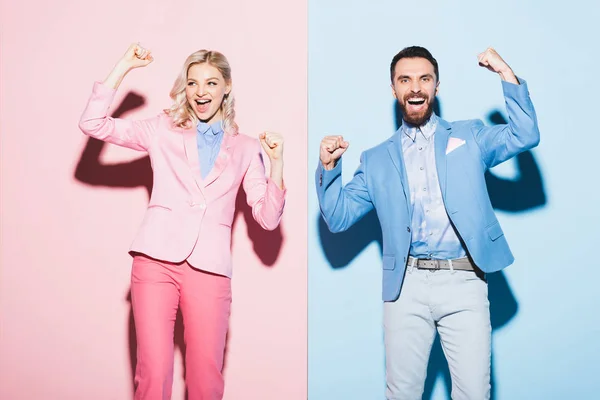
[79,82,286,278]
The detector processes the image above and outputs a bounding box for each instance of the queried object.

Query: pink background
[0,1,307,399]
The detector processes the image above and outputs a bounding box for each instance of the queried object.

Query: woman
[78,43,286,400]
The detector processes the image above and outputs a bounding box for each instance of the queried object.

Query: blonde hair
[166,50,238,135]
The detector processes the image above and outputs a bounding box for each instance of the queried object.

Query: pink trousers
[130,254,231,400]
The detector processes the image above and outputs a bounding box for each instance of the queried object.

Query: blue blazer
[316,79,540,301]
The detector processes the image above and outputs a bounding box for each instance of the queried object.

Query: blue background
[308,1,600,398]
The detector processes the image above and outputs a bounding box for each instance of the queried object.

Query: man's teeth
[408,98,425,105]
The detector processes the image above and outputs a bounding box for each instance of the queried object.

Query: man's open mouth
[407,98,426,106]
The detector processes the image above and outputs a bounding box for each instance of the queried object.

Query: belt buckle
[421,258,440,271]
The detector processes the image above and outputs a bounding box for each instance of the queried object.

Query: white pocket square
[446,138,466,155]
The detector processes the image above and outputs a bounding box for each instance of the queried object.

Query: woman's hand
[259,131,284,162]
[259,131,285,190]
[103,43,153,89]
[118,43,154,71]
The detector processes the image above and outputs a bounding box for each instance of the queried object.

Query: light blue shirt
[197,120,224,179]
[401,114,467,260]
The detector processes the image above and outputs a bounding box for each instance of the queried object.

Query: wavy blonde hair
[166,50,238,135]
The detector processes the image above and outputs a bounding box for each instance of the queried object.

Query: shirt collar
[197,120,224,136]
[402,113,438,142]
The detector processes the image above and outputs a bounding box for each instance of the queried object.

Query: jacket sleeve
[78,81,160,152]
[242,139,286,231]
[472,78,540,169]
[315,153,373,233]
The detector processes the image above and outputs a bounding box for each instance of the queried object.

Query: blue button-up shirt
[197,120,225,179]
[401,114,467,260]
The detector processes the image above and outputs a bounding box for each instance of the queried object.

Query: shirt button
[420,166,424,170]
[418,147,423,151]
[423,188,427,191]
[407,226,411,233]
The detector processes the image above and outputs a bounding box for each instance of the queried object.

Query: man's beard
[400,96,434,126]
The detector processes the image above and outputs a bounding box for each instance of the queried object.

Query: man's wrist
[322,160,337,171]
[498,67,519,84]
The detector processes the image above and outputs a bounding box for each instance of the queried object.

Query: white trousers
[384,267,491,400]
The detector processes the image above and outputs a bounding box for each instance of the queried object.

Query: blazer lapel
[182,125,205,194]
[387,129,411,213]
[434,118,452,198]
[203,133,236,187]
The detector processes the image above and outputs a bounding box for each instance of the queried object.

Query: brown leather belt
[408,256,475,271]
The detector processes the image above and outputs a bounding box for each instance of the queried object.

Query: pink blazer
[78,82,286,278]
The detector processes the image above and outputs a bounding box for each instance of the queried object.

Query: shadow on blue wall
[317,97,546,399]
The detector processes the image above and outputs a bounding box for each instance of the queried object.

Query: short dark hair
[390,46,439,83]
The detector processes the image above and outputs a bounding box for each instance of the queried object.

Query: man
[315,46,539,399]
